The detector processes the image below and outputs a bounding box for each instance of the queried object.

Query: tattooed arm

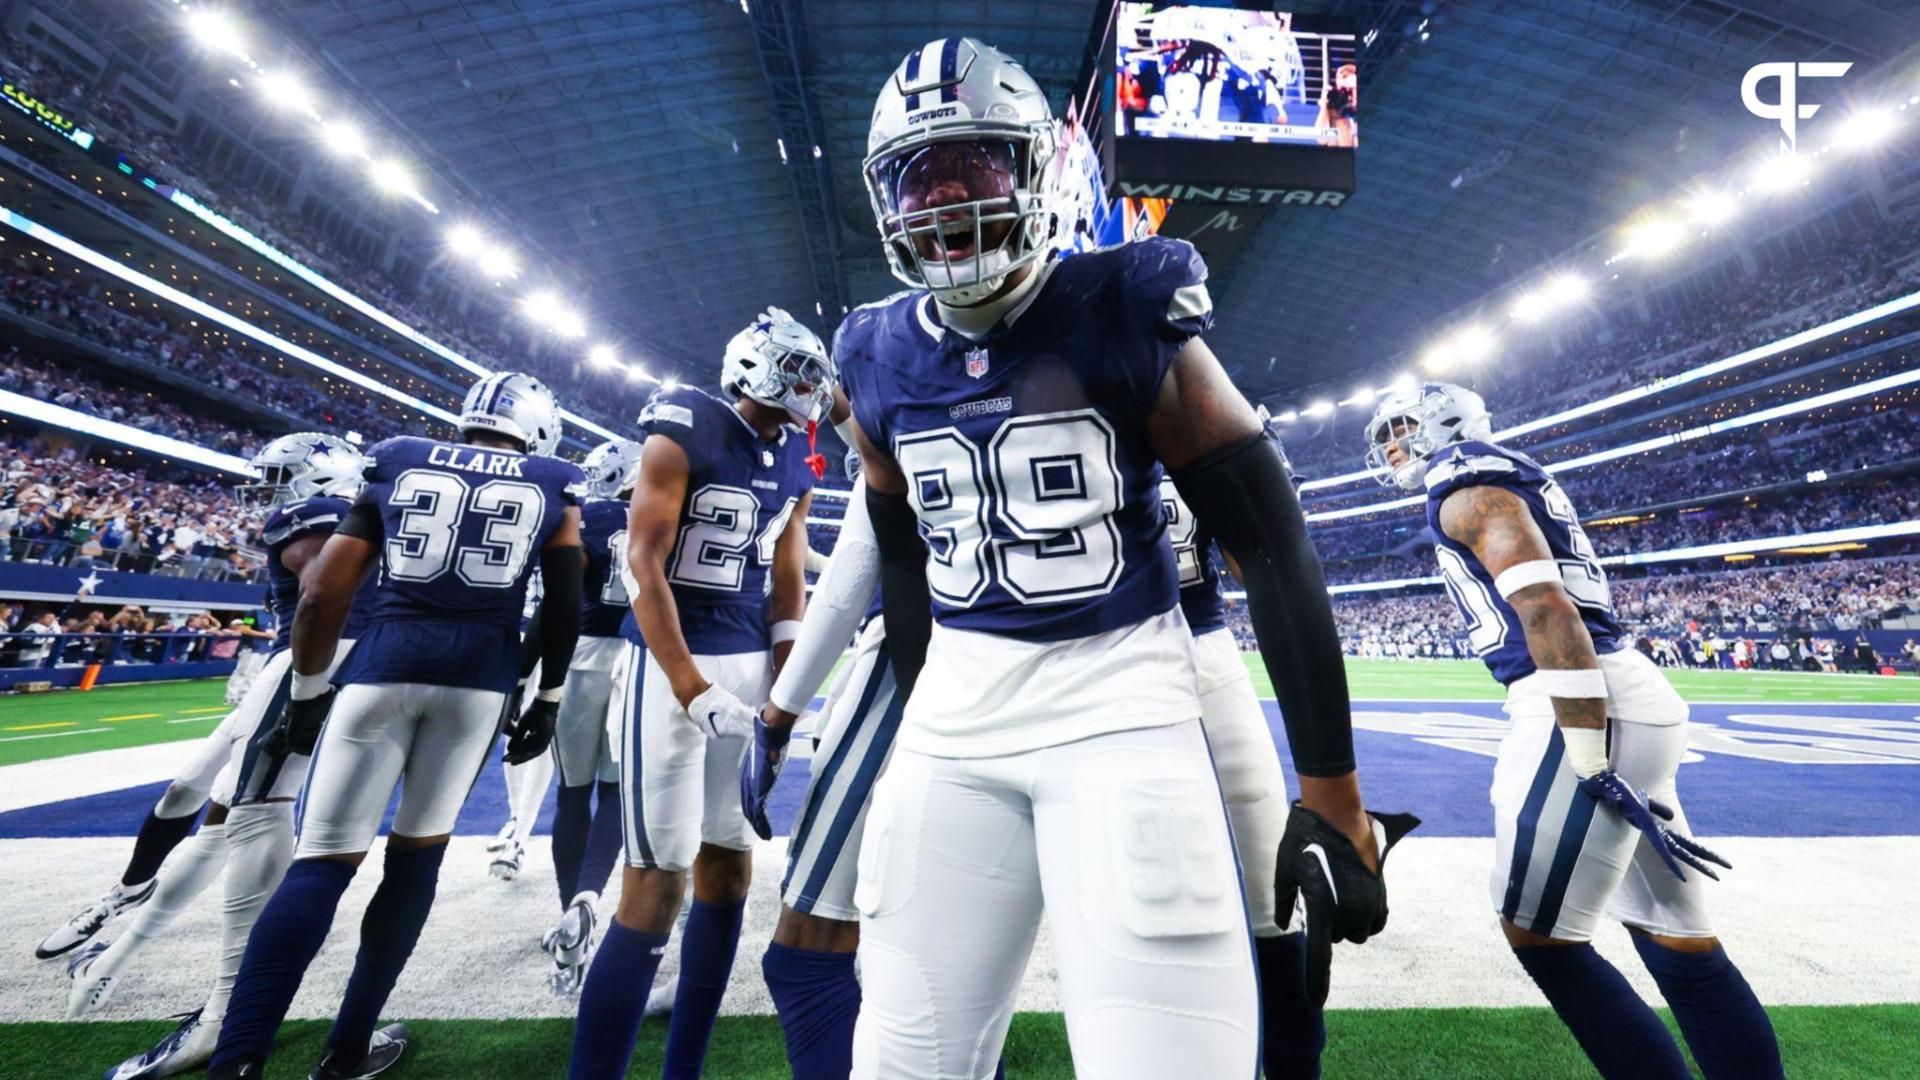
[1436,485,1604,733]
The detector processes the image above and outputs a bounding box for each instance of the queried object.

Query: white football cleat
[66,940,116,1017]
[546,894,598,996]
[104,1008,218,1079]
[35,879,155,960]
[488,839,524,881]
[485,817,517,854]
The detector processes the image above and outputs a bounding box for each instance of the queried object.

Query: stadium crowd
[0,600,263,668]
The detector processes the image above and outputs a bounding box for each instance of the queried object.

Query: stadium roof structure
[202,1,1915,400]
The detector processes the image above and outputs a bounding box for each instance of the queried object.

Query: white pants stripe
[781,618,901,921]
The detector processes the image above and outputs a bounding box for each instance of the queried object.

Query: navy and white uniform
[180,497,370,807]
[551,499,629,788]
[296,437,584,857]
[613,385,813,872]
[1159,475,1289,936]
[838,239,1255,1077]
[1425,440,1709,941]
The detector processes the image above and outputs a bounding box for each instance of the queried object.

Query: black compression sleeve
[867,486,932,703]
[534,546,583,691]
[1171,434,1356,777]
[336,494,384,542]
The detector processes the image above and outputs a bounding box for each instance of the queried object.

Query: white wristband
[290,671,329,701]
[770,620,802,645]
[535,686,565,704]
[1494,560,1563,599]
[1560,724,1610,779]
[1530,668,1608,698]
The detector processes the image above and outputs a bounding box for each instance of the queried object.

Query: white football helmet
[581,438,644,501]
[863,37,1063,304]
[722,307,839,428]
[1364,381,1494,491]
[461,372,562,456]
[241,432,362,509]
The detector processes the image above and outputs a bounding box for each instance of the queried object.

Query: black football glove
[1275,802,1421,1007]
[261,689,335,758]
[505,696,559,765]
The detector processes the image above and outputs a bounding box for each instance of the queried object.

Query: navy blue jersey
[579,499,630,639]
[333,436,585,692]
[621,385,814,655]
[839,237,1210,643]
[1158,475,1227,635]
[1425,440,1626,685]
[259,496,375,652]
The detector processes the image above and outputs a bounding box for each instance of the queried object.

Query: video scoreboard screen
[1115,4,1359,148]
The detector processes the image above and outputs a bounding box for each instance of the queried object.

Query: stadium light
[1338,385,1374,407]
[369,159,415,196]
[1385,374,1416,394]
[1619,217,1684,259]
[446,223,485,257]
[186,9,246,56]
[1749,150,1811,194]
[663,379,681,392]
[520,290,563,325]
[319,120,368,159]
[258,70,315,116]
[1683,189,1739,227]
[1302,399,1334,418]
[553,308,588,340]
[1508,290,1547,324]
[625,364,651,382]
[479,245,519,280]
[588,344,619,370]
[1840,107,1899,149]
[1276,409,1299,423]
[1543,272,1589,305]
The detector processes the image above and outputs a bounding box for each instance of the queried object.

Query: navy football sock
[1513,943,1690,1080]
[123,807,201,887]
[578,780,624,900]
[209,858,357,1070]
[1256,931,1324,1079]
[763,941,860,1079]
[326,842,447,1060]
[1632,936,1784,1080]
[569,918,670,1080]
[552,782,594,907]
[663,897,746,1078]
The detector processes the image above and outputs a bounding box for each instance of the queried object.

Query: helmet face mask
[1363,383,1493,491]
[581,438,645,502]
[863,38,1060,305]
[723,308,839,429]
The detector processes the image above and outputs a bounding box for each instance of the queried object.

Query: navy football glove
[261,689,334,758]
[1275,803,1420,1007]
[505,696,559,766]
[1578,771,1730,882]
[740,711,793,841]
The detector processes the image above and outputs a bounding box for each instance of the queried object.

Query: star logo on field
[76,571,104,596]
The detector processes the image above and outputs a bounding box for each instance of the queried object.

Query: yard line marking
[2,721,77,732]
[174,707,230,715]
[0,728,103,744]
[98,713,162,723]
[167,716,223,725]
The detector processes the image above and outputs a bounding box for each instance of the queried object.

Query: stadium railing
[0,630,248,689]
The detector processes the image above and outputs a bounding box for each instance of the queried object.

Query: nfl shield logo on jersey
[965,347,989,379]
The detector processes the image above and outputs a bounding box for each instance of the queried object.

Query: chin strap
[804,420,827,480]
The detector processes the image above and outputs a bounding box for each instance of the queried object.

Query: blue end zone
[3,700,1915,840]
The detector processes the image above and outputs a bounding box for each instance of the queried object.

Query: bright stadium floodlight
[664,379,681,391]
[1749,150,1812,193]
[186,8,246,56]
[1302,399,1334,418]
[1276,409,1299,423]
[1454,324,1497,362]
[258,70,315,115]
[369,158,414,195]
[1338,385,1374,407]
[446,223,485,257]
[1385,373,1416,394]
[1420,341,1457,374]
[552,308,588,340]
[588,344,618,370]
[480,245,519,280]
[1508,290,1547,323]
[319,120,368,159]
[521,290,563,325]
[1543,272,1590,305]
[1620,217,1684,259]
[1683,189,1738,227]
[1840,107,1899,149]
[625,364,651,382]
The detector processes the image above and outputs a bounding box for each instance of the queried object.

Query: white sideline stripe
[0,835,1911,1023]
[1300,287,1920,492]
[0,741,204,813]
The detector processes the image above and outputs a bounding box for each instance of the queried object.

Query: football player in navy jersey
[568,309,833,1080]
[828,38,1403,1079]
[209,373,587,1080]
[1366,382,1781,1080]
[534,436,649,995]
[61,433,374,1080]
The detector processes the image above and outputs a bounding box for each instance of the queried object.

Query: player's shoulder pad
[637,383,716,441]
[1423,440,1533,496]
[360,435,427,481]
[530,454,588,504]
[261,495,349,546]
[832,289,920,370]
[1111,236,1213,340]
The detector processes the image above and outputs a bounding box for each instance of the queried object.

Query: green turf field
[2,1005,1911,1079]
[3,658,1916,768]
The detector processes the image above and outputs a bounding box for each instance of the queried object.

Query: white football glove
[686,683,756,740]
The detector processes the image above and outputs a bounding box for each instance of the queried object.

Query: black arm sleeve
[533,546,583,692]
[1171,433,1356,777]
[335,494,384,542]
[867,486,932,703]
